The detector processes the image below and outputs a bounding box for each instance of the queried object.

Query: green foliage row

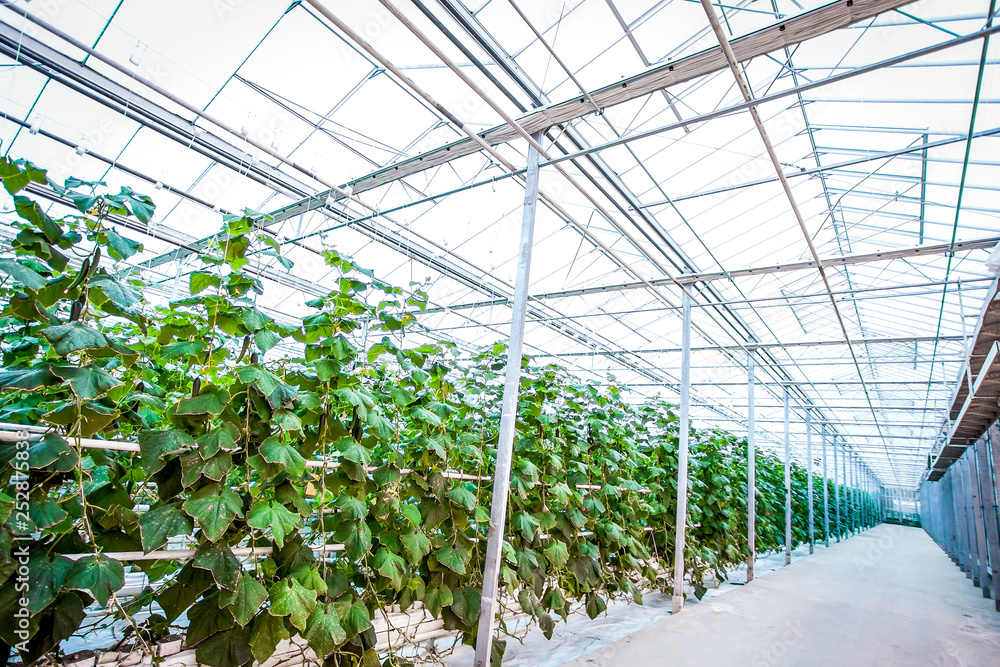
[0,157,878,667]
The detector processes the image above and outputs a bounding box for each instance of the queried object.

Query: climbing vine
[0,156,877,666]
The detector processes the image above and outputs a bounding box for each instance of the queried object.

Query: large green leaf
[334,436,371,466]
[0,366,58,390]
[89,274,142,310]
[373,549,407,591]
[335,519,371,561]
[303,602,347,658]
[15,196,61,242]
[50,364,120,399]
[424,582,452,618]
[138,503,192,552]
[345,600,370,636]
[436,544,469,575]
[249,612,289,664]
[161,340,206,359]
[247,501,301,549]
[0,259,45,290]
[450,586,480,627]
[183,483,243,541]
[220,575,269,628]
[400,531,431,567]
[65,554,124,607]
[0,158,46,195]
[103,230,142,261]
[187,596,236,646]
[259,437,306,477]
[175,385,230,416]
[26,433,76,471]
[447,483,477,511]
[236,365,298,409]
[28,499,67,530]
[40,323,109,356]
[268,578,317,632]
[192,542,241,591]
[194,625,253,667]
[543,541,570,569]
[138,429,194,475]
[196,423,239,458]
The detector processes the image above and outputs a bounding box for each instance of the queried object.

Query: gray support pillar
[807,411,814,554]
[965,454,984,587]
[974,439,996,598]
[834,436,842,542]
[747,353,756,582]
[671,285,693,613]
[474,132,542,667]
[987,424,1000,610]
[822,425,830,547]
[784,389,792,565]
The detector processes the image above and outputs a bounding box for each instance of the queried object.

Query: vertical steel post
[807,411,814,554]
[822,425,830,547]
[784,389,792,565]
[671,283,693,613]
[747,353,756,582]
[474,132,542,667]
[971,439,993,597]
[834,435,841,542]
[987,423,1000,609]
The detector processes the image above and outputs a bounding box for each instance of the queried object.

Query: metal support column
[784,389,792,565]
[807,411,814,554]
[834,435,841,541]
[973,438,995,598]
[474,132,543,667]
[822,425,830,547]
[671,283,693,613]
[987,423,1000,609]
[747,353,757,582]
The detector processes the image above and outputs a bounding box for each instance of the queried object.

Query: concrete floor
[562,525,1000,667]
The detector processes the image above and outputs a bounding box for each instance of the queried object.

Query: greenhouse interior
[0,0,999,664]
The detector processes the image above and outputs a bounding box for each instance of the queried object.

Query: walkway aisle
[563,525,1000,667]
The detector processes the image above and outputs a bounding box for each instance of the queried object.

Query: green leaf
[255,329,280,352]
[268,578,317,632]
[400,531,431,567]
[539,612,555,640]
[335,436,371,466]
[15,195,61,242]
[511,512,540,540]
[196,423,239,458]
[259,437,306,477]
[175,385,230,416]
[138,503,192,552]
[335,494,367,520]
[194,626,253,667]
[543,541,570,569]
[366,410,393,441]
[346,600,370,635]
[447,483,477,511]
[26,433,76,471]
[104,230,143,260]
[190,271,221,295]
[138,429,194,475]
[424,582,452,618]
[436,544,468,575]
[187,596,236,646]
[401,504,421,527]
[249,613,289,664]
[585,593,607,620]
[336,519,372,561]
[50,364,121,400]
[192,542,241,592]
[0,259,45,290]
[450,587,480,627]
[89,274,142,309]
[220,575,269,627]
[161,340,206,359]
[65,554,124,608]
[0,366,58,390]
[183,483,244,541]
[240,308,268,332]
[410,405,442,426]
[0,158,46,195]
[236,365,298,409]
[29,499,67,530]
[247,501,301,549]
[41,323,108,355]
[373,549,407,591]
[304,603,348,658]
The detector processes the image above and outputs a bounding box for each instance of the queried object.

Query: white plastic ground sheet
[443,543,827,667]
